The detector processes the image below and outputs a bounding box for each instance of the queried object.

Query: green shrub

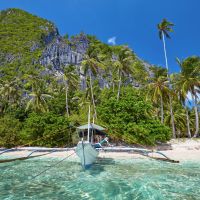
[0,115,22,148]
[21,112,75,147]
[98,87,171,145]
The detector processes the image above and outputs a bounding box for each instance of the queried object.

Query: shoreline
[1,139,200,162]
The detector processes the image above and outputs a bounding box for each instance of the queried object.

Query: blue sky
[0,0,199,73]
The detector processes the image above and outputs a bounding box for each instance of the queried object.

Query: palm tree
[176,57,200,137]
[81,45,105,119]
[164,101,186,138]
[112,46,136,100]
[157,18,176,138]
[0,80,20,103]
[26,79,51,113]
[147,70,169,123]
[0,79,22,112]
[173,75,192,138]
[131,61,149,86]
[57,65,78,117]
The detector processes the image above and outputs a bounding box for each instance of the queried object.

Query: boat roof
[77,123,105,131]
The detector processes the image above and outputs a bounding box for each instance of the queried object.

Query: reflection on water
[0,156,200,200]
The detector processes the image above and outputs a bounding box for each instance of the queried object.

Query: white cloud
[108,36,116,45]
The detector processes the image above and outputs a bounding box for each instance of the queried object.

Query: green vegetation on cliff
[0,8,56,80]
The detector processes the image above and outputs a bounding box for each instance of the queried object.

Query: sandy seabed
[1,139,200,162]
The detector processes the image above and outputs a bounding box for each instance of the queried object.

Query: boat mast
[91,116,95,144]
[87,105,90,142]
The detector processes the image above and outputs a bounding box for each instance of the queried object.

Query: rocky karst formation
[40,33,89,71]
[0,8,152,89]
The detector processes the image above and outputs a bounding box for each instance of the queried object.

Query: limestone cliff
[40,34,89,70]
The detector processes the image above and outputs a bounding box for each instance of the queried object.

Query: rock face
[40,34,89,70]
[39,32,90,89]
[0,8,61,66]
[0,8,152,89]
[0,8,90,71]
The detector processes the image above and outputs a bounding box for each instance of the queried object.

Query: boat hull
[75,141,99,169]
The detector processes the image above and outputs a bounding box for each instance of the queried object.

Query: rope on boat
[31,151,76,180]
[2,151,76,192]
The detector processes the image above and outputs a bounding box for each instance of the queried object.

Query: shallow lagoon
[0,156,200,200]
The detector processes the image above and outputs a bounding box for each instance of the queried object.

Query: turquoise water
[0,156,200,200]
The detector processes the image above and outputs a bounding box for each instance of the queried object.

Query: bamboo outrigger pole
[0,151,56,164]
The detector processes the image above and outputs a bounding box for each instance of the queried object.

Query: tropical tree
[26,78,52,113]
[175,57,200,137]
[147,67,169,123]
[164,101,186,138]
[57,65,78,117]
[81,43,106,119]
[157,18,176,138]
[112,46,136,100]
[0,79,22,113]
[0,79,21,103]
[131,61,149,86]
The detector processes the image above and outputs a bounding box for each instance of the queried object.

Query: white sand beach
[1,139,200,162]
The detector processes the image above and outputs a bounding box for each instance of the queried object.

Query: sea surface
[0,155,200,200]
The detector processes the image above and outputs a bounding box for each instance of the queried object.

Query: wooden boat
[75,107,107,169]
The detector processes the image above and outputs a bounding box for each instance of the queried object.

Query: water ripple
[0,157,200,199]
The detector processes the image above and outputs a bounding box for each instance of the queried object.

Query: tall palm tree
[112,46,136,100]
[157,18,176,138]
[172,72,192,138]
[57,65,78,117]
[81,45,105,119]
[176,57,200,137]
[147,73,169,123]
[164,101,186,138]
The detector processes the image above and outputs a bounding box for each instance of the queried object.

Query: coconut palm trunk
[111,70,115,92]
[185,108,191,138]
[162,31,176,138]
[112,82,115,92]
[65,81,69,117]
[89,72,97,119]
[169,95,176,138]
[117,70,121,101]
[160,94,164,123]
[192,94,199,137]
[162,32,169,72]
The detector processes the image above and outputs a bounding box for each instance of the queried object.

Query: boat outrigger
[75,106,108,169]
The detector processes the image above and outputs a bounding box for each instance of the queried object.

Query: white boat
[75,107,107,169]
[76,141,99,169]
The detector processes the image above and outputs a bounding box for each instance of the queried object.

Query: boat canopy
[77,123,105,131]
[77,123,106,137]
